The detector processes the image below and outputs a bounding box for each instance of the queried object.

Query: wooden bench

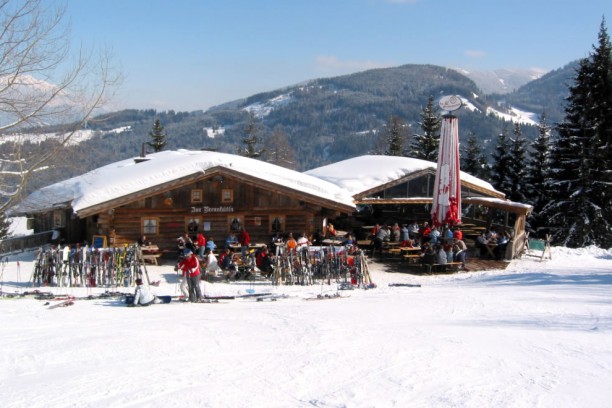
[423,262,462,273]
[380,247,404,261]
[403,254,421,263]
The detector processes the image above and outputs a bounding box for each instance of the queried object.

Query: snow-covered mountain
[455,67,548,95]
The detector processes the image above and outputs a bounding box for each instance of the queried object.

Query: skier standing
[177,249,201,302]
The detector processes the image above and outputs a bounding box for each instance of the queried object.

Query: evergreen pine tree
[410,96,441,161]
[544,19,612,248]
[524,113,553,235]
[507,123,528,202]
[461,131,489,179]
[146,119,167,152]
[238,111,266,159]
[589,19,612,248]
[490,125,513,194]
[382,116,409,156]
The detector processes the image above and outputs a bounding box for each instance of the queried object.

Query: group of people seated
[369,220,471,269]
[418,239,468,271]
[177,232,217,260]
[219,229,357,281]
[368,219,514,264]
[475,227,512,260]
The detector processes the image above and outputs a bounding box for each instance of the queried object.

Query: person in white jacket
[130,278,155,306]
[203,249,222,279]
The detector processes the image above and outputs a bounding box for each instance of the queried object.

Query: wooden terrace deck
[375,257,511,275]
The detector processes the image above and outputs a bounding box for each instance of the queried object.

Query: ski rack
[270,245,373,288]
[29,243,150,289]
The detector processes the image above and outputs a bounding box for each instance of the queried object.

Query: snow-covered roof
[464,196,533,213]
[305,155,502,196]
[13,150,356,215]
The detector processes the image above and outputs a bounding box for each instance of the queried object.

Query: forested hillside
[9,62,573,195]
[488,61,579,125]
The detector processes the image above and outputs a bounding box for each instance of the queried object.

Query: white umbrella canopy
[431,112,462,227]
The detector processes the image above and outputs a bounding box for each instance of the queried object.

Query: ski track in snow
[1,246,612,407]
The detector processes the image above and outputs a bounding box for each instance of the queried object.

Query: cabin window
[142,218,159,235]
[221,189,234,203]
[186,218,200,235]
[53,211,65,228]
[191,189,203,203]
[407,175,433,197]
[228,216,243,232]
[386,182,409,198]
[270,215,285,233]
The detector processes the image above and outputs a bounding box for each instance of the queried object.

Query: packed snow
[1,246,611,407]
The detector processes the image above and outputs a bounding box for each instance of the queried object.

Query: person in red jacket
[238,227,251,258]
[453,229,463,241]
[420,222,432,245]
[177,249,201,302]
[196,232,206,259]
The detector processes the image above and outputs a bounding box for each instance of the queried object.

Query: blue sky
[65,0,612,112]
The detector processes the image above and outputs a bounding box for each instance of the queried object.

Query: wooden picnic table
[140,245,162,265]
[400,246,421,253]
[485,242,498,258]
[141,245,159,253]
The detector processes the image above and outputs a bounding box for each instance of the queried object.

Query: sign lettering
[190,206,234,214]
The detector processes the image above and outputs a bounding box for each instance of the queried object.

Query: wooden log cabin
[11,150,356,255]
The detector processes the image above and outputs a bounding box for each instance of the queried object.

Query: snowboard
[124,295,172,305]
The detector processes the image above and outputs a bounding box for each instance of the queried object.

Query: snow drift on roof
[305,155,500,196]
[14,150,355,215]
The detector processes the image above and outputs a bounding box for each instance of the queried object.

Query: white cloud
[314,55,393,73]
[464,49,487,59]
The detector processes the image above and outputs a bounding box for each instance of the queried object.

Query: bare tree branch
[0,0,121,212]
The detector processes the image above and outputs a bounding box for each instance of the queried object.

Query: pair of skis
[304,292,346,301]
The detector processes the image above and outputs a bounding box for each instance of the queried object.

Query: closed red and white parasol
[431,96,462,226]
